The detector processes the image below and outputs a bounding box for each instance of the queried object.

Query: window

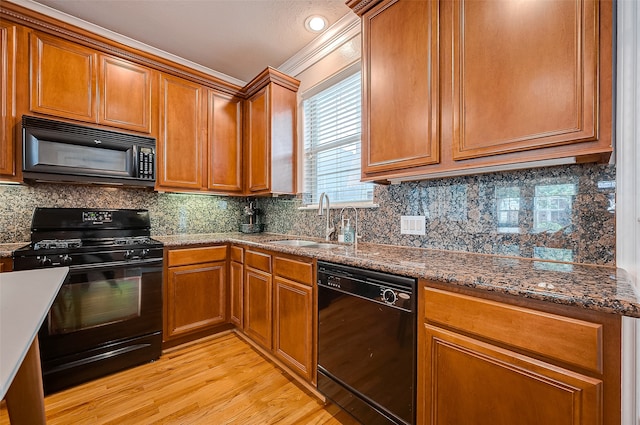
[303,65,373,205]
[496,187,520,233]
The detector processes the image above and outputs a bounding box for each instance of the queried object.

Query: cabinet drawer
[274,256,313,285]
[230,245,243,263]
[245,250,271,273]
[168,245,227,267]
[423,287,603,373]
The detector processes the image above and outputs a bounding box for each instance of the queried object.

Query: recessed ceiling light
[305,15,328,33]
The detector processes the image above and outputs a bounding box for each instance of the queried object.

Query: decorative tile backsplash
[257,164,616,266]
[0,163,615,265]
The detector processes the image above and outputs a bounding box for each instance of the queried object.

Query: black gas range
[12,208,164,394]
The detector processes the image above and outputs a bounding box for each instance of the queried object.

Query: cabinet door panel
[208,91,242,192]
[245,86,269,193]
[244,268,272,350]
[99,56,152,133]
[166,261,226,339]
[450,0,599,160]
[363,0,439,174]
[230,260,243,328]
[30,33,97,122]
[420,324,601,425]
[0,22,16,176]
[158,74,204,189]
[274,277,313,382]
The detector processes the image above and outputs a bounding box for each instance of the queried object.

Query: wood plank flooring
[0,332,359,425]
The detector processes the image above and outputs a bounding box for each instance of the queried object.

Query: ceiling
[28,0,353,84]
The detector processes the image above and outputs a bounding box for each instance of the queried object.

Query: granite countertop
[3,233,638,318]
[155,232,640,318]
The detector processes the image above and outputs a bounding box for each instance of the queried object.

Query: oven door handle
[68,259,162,272]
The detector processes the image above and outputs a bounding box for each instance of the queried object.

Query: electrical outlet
[401,216,426,235]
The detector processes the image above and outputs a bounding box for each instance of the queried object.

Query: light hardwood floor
[0,332,359,425]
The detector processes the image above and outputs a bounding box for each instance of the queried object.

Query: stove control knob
[124,250,134,260]
[39,256,52,267]
[141,249,150,259]
[61,254,72,265]
[382,288,397,305]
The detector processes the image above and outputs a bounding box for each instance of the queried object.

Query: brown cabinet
[349,0,613,182]
[273,255,315,383]
[243,68,299,195]
[29,32,153,133]
[0,258,12,272]
[207,91,243,193]
[164,246,227,342]
[243,249,273,350]
[157,73,206,190]
[229,245,244,327]
[418,286,621,425]
[0,21,17,177]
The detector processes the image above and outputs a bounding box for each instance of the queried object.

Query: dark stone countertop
[155,232,640,318]
[3,233,637,318]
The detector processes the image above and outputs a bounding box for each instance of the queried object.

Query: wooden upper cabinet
[0,21,17,177]
[30,32,97,123]
[448,0,601,160]
[362,0,439,175]
[207,91,243,193]
[99,55,152,133]
[158,73,205,190]
[245,86,269,193]
[29,32,153,134]
[349,0,613,182]
[243,68,299,196]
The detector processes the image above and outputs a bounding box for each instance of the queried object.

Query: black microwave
[22,115,156,187]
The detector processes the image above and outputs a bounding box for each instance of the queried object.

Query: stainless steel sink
[271,240,339,249]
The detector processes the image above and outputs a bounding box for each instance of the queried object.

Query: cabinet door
[0,22,16,176]
[419,324,602,425]
[99,55,152,133]
[0,258,12,272]
[29,32,97,122]
[165,261,226,340]
[447,0,600,160]
[245,86,270,193]
[273,277,314,382]
[244,267,272,350]
[207,91,242,192]
[230,260,244,328]
[158,74,205,190]
[362,0,439,175]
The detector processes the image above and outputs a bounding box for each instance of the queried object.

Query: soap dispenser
[338,218,346,243]
[343,219,355,244]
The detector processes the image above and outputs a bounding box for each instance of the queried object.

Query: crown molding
[278,12,360,78]
[5,0,247,87]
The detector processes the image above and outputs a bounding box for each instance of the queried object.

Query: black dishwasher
[317,261,416,425]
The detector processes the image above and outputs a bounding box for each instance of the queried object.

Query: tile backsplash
[0,163,616,266]
[257,164,616,266]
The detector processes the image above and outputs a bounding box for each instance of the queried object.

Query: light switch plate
[401,216,426,235]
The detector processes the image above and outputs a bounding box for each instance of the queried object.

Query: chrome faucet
[340,206,360,251]
[317,192,334,241]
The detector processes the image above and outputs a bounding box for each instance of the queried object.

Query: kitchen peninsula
[0,267,69,424]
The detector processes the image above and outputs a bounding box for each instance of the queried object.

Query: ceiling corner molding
[278,12,360,78]
[7,0,247,87]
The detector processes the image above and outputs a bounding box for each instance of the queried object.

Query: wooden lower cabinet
[229,245,244,328]
[0,258,12,272]
[418,285,621,425]
[421,325,601,425]
[164,245,228,342]
[244,267,272,350]
[274,277,314,383]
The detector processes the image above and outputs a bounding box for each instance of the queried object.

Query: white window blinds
[303,70,373,204]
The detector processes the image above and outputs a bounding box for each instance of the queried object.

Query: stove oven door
[38,260,162,393]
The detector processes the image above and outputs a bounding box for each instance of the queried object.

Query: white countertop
[0,267,69,399]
